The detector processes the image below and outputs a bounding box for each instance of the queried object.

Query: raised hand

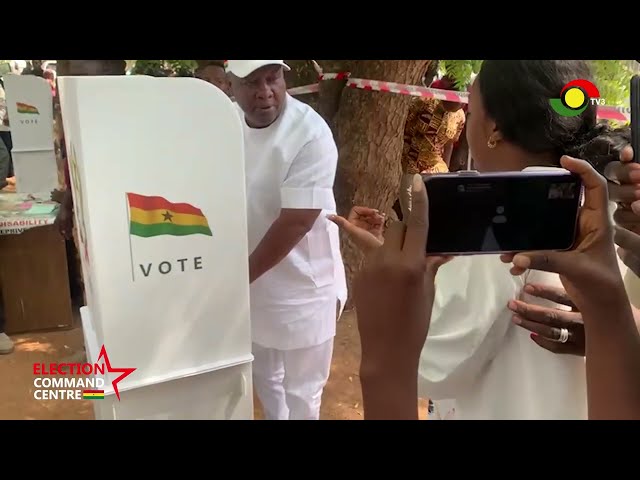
[355,174,450,420]
[328,206,385,251]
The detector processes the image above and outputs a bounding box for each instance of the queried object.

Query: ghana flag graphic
[16,102,39,114]
[83,390,104,400]
[126,193,212,238]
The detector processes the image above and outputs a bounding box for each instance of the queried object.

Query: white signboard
[57,76,253,399]
[3,74,57,194]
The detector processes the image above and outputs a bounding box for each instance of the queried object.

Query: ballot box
[3,74,58,195]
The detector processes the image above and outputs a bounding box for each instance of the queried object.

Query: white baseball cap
[225,60,290,78]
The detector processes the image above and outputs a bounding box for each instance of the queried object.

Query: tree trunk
[315,61,352,129]
[282,60,352,129]
[284,60,320,112]
[284,60,353,125]
[333,60,433,306]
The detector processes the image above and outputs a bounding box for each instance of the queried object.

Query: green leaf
[437,60,637,116]
[130,60,197,77]
[440,60,484,90]
[589,60,635,108]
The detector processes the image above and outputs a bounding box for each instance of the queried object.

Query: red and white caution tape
[287,83,319,96]
[596,105,631,122]
[288,73,631,123]
[346,77,467,103]
[286,72,350,96]
[320,72,351,81]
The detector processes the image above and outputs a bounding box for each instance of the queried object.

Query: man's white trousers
[252,338,333,420]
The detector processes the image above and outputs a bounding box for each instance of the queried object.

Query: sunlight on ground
[14,338,56,354]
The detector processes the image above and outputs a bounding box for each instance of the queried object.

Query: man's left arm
[249,131,338,283]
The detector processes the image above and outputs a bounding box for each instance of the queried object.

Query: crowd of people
[4,58,640,420]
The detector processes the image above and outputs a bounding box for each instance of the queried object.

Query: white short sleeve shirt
[239,95,347,350]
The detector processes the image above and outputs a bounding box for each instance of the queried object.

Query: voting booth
[57,76,254,420]
[0,75,74,335]
[3,74,58,196]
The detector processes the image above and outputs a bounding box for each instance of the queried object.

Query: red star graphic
[97,345,136,401]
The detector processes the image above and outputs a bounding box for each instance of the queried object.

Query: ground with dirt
[0,309,427,420]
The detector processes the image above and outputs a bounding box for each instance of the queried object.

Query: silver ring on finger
[557,327,570,344]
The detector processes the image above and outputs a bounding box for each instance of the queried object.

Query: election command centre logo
[549,79,604,117]
[32,345,135,401]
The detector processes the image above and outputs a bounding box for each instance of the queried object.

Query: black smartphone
[631,75,640,162]
[424,170,583,255]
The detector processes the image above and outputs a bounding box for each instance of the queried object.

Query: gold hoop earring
[487,137,497,149]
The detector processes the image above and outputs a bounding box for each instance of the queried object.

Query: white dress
[420,254,588,420]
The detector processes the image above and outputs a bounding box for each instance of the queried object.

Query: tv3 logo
[549,79,605,117]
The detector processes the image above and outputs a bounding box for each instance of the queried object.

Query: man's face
[197,65,232,97]
[229,65,287,128]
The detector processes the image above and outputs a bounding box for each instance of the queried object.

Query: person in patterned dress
[398,76,466,219]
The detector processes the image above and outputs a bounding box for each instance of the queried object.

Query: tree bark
[333,60,433,306]
[284,60,321,112]
[315,60,351,129]
[283,60,351,129]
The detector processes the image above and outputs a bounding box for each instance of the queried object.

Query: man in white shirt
[226,60,347,420]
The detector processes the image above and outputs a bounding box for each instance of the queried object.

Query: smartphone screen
[424,171,582,255]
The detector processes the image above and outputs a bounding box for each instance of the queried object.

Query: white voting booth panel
[58,76,253,419]
[80,307,253,420]
[3,74,58,195]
